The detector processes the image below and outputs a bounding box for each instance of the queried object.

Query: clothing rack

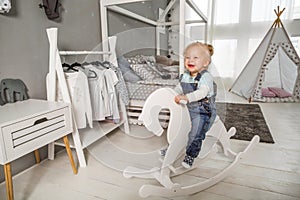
[46,27,129,168]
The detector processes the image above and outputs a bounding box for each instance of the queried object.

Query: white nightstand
[0,99,77,200]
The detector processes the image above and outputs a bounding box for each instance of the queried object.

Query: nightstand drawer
[1,106,72,162]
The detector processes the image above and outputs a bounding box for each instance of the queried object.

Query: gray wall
[108,1,169,56]
[0,0,101,99]
[0,0,102,183]
[0,0,166,183]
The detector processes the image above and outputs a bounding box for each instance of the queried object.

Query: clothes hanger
[74,61,97,78]
[70,56,84,69]
[102,61,111,68]
[61,56,78,72]
[70,61,82,68]
[87,69,97,78]
[81,61,91,66]
[62,63,79,72]
[90,61,106,67]
[62,63,70,68]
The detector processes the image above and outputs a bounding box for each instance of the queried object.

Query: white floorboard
[1,85,300,200]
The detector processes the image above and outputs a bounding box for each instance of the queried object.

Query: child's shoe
[182,155,194,169]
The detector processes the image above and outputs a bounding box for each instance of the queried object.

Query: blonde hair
[184,42,211,64]
[205,44,214,56]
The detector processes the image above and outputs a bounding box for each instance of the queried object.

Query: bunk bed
[99,0,210,127]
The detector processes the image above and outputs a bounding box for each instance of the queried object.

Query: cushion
[144,63,171,79]
[155,55,179,66]
[141,55,156,64]
[117,56,141,83]
[126,55,179,80]
[261,88,276,97]
[130,63,160,80]
[126,55,145,64]
[268,87,293,98]
[156,64,179,79]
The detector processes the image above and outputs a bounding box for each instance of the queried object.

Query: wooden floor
[1,82,300,200]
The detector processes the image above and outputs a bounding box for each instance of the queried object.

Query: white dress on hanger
[86,65,110,121]
[54,70,93,129]
[104,68,120,121]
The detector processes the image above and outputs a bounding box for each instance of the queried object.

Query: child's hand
[174,95,188,104]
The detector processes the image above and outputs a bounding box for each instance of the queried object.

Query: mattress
[126,79,178,101]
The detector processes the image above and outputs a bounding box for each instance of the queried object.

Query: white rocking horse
[123,88,260,198]
[0,0,11,13]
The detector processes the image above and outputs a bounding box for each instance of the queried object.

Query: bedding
[126,79,178,100]
[124,55,179,80]
[130,63,161,80]
[118,54,179,127]
[117,56,142,83]
[119,54,180,101]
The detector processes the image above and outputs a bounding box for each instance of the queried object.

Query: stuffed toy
[0,78,29,104]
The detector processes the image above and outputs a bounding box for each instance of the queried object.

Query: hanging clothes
[103,61,129,105]
[104,68,120,122]
[85,65,110,121]
[54,70,93,129]
[85,64,120,122]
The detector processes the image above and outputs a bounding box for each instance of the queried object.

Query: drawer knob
[34,117,48,125]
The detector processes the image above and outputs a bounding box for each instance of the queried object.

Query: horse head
[138,87,192,167]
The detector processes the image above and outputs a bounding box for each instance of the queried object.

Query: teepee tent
[230,7,300,102]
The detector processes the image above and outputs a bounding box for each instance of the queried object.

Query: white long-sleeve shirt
[104,68,120,121]
[55,71,93,129]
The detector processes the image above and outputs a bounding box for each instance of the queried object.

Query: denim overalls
[180,70,216,158]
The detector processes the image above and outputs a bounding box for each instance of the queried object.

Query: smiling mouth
[188,64,195,68]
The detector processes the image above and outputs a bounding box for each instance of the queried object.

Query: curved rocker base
[124,88,260,198]
[138,135,259,198]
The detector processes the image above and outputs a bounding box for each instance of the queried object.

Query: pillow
[155,55,179,66]
[130,63,160,80]
[268,87,293,98]
[261,88,276,97]
[126,55,145,64]
[141,55,156,64]
[141,62,171,79]
[117,56,142,83]
[156,64,179,79]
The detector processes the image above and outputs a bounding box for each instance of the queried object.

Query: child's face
[184,45,209,76]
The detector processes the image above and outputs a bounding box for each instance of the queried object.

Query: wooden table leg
[4,163,14,200]
[63,136,78,175]
[34,149,40,164]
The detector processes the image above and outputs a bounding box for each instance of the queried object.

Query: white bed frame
[99,0,209,74]
[46,27,130,168]
[100,0,210,127]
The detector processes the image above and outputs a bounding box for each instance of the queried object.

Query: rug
[216,103,274,143]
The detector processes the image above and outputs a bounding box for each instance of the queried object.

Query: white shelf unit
[55,120,126,149]
[46,27,129,168]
